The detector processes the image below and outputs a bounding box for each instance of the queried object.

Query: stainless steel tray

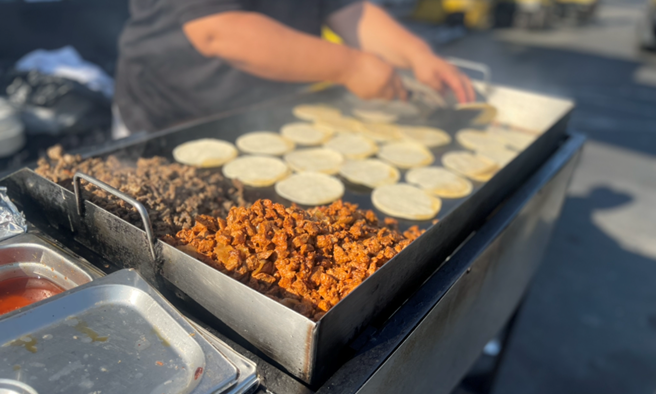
[0,233,104,292]
[0,84,574,384]
[188,321,260,394]
[0,269,241,394]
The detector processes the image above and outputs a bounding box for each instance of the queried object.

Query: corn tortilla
[172,138,237,168]
[284,148,344,174]
[406,166,473,199]
[339,159,400,188]
[372,183,441,220]
[359,123,404,142]
[236,132,295,156]
[352,108,398,123]
[324,133,378,159]
[442,151,499,182]
[275,172,345,206]
[292,104,341,121]
[378,141,434,169]
[222,155,289,187]
[400,126,452,148]
[314,116,364,134]
[476,147,517,167]
[456,129,508,151]
[281,122,332,145]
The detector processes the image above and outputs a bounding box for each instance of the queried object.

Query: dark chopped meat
[168,199,424,320]
[36,145,246,238]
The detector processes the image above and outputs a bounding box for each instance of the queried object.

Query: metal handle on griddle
[73,172,158,260]
[446,57,492,98]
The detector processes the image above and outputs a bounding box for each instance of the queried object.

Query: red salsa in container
[0,276,64,316]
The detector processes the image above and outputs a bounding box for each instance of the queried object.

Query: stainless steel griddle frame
[0,128,583,394]
[0,85,574,385]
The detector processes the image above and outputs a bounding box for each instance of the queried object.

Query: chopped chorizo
[174,199,424,320]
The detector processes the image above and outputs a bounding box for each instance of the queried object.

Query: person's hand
[410,52,475,103]
[339,52,407,101]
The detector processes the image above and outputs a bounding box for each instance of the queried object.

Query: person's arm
[183,11,406,100]
[329,2,475,103]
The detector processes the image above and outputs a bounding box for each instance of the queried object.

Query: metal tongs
[401,57,491,109]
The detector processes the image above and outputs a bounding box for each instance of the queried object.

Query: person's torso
[115,0,331,133]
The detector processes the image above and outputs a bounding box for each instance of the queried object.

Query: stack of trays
[0,268,258,394]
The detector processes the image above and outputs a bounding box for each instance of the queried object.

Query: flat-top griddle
[0,83,574,385]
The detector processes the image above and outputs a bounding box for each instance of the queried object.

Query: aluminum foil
[0,187,27,241]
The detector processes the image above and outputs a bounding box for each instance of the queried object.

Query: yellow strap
[321,26,344,44]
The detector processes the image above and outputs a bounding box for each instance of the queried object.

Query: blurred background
[0,0,655,393]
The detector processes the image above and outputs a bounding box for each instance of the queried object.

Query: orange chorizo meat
[169,199,424,321]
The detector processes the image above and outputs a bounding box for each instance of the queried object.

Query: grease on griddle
[6,335,38,354]
[152,328,171,347]
[73,320,109,342]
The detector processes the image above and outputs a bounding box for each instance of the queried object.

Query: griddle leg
[455,297,525,394]
[484,298,524,394]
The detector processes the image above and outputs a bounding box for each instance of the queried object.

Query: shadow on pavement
[492,186,656,394]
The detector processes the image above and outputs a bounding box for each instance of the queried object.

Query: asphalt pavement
[431,2,656,393]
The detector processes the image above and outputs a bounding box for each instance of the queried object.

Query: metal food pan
[0,269,241,394]
[187,321,260,394]
[0,233,104,292]
[0,84,574,384]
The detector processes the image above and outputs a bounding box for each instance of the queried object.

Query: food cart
[0,75,582,394]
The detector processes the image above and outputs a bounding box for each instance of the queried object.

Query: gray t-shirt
[114,0,358,133]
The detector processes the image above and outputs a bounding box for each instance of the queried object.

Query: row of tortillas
[172,129,511,186]
[293,104,453,148]
[300,102,527,155]
[172,124,453,170]
[172,146,483,221]
[172,102,508,168]
[173,146,488,221]
[172,139,444,219]
[170,102,526,220]
[173,138,293,187]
